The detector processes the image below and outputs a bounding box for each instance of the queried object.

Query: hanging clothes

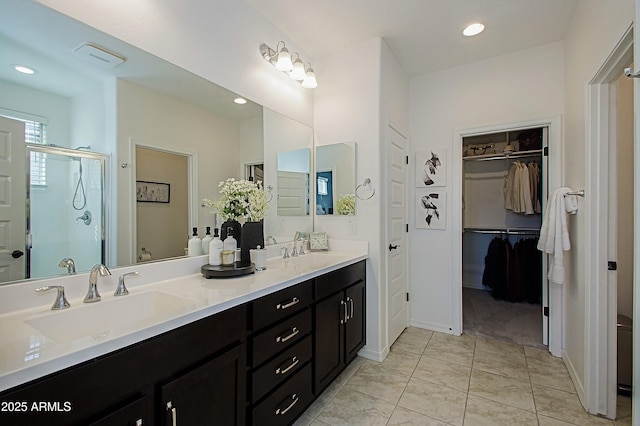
[504,160,541,215]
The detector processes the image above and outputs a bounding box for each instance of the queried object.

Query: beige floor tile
[615,394,632,421]
[532,384,614,425]
[387,406,452,425]
[475,336,525,357]
[524,345,556,362]
[430,331,477,349]
[614,417,633,426]
[424,338,475,367]
[526,357,575,393]
[392,332,429,355]
[402,326,435,340]
[303,380,342,418]
[398,377,467,426]
[469,369,535,412]
[310,420,332,426]
[472,349,529,381]
[380,348,421,376]
[537,414,580,425]
[463,394,538,426]
[413,355,471,392]
[317,385,395,426]
[346,361,411,404]
[293,414,316,426]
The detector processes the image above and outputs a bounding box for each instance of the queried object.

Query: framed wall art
[136,181,170,203]
[415,190,446,230]
[416,148,446,187]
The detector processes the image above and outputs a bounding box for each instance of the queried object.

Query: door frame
[452,116,562,355]
[584,26,633,418]
[129,139,198,264]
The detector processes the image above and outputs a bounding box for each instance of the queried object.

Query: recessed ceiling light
[463,23,485,37]
[13,65,37,75]
[234,97,247,105]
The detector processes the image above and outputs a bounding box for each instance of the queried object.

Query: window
[26,121,47,186]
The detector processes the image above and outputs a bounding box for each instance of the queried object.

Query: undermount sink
[274,253,347,272]
[25,291,197,344]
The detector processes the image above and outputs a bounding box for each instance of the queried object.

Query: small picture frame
[415,190,446,230]
[309,232,329,251]
[416,148,446,187]
[136,181,170,203]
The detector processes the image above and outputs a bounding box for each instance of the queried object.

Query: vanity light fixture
[13,64,37,75]
[463,22,485,37]
[260,41,317,88]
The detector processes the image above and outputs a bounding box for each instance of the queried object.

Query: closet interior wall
[462,129,544,300]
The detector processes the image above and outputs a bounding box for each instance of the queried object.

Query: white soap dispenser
[223,226,237,251]
[209,228,223,266]
[201,226,213,254]
[188,227,202,256]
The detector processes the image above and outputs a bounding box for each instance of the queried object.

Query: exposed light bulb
[289,59,306,80]
[463,23,485,37]
[275,47,293,71]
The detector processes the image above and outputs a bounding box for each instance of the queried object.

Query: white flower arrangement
[336,194,356,215]
[202,178,269,222]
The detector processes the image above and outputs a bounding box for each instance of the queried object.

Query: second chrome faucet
[84,264,111,303]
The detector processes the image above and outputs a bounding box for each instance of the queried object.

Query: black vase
[240,221,264,267]
[220,220,241,244]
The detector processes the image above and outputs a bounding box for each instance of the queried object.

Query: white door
[277,171,308,216]
[0,116,26,283]
[387,125,409,345]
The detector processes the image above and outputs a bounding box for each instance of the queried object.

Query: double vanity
[0,242,367,425]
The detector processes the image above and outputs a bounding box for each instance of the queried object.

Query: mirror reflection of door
[0,116,26,283]
[135,147,189,262]
[315,171,334,215]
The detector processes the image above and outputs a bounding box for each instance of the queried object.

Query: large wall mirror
[315,142,356,215]
[0,0,311,284]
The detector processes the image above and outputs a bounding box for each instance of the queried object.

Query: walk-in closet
[461,127,547,348]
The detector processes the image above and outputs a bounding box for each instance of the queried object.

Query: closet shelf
[464,227,540,235]
[462,149,543,162]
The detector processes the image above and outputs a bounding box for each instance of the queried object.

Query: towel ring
[355,178,375,200]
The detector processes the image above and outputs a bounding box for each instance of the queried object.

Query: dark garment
[482,237,512,300]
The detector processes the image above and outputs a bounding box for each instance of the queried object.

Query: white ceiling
[244,0,579,77]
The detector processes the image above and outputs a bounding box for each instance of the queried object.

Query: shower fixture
[73,157,87,210]
[76,210,92,225]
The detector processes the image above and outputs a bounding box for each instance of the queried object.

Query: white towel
[537,187,576,284]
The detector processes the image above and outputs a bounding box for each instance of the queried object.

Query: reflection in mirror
[0,1,308,285]
[315,142,356,215]
[277,149,311,216]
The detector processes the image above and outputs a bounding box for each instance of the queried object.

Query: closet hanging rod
[463,227,540,235]
[462,149,543,162]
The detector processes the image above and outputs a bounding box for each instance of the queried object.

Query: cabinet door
[313,292,345,394]
[160,344,246,426]
[345,280,366,363]
[89,396,148,426]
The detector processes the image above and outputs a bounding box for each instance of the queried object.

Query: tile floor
[294,327,633,426]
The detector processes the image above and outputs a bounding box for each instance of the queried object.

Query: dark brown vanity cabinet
[0,304,247,426]
[248,280,314,426]
[313,260,366,394]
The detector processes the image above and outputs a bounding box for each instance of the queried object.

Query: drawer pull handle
[276,327,299,343]
[276,297,299,310]
[136,420,143,426]
[166,401,177,426]
[275,356,299,375]
[275,393,299,416]
[340,299,347,324]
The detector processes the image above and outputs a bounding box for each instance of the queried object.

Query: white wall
[35,0,314,127]
[408,42,564,332]
[562,0,635,404]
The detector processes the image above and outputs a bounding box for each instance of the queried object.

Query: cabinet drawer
[252,363,312,426]
[252,309,311,367]
[252,280,312,331]
[252,335,312,402]
[314,260,365,300]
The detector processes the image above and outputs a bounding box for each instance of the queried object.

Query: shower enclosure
[26,144,107,279]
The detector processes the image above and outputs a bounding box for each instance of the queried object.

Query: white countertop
[0,244,367,393]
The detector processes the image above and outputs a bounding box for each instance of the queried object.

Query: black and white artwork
[136,181,170,203]
[416,149,446,187]
[415,190,446,230]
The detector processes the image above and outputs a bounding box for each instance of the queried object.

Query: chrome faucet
[84,264,111,303]
[282,246,290,259]
[291,241,298,257]
[266,235,278,245]
[58,258,76,275]
[298,238,306,255]
[115,271,139,296]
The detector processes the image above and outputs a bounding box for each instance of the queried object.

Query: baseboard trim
[563,349,586,408]
[409,320,455,335]
[357,345,388,362]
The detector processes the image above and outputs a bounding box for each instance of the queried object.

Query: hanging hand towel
[564,193,578,215]
[537,187,574,284]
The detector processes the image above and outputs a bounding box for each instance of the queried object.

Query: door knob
[388,244,399,251]
[11,250,24,259]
